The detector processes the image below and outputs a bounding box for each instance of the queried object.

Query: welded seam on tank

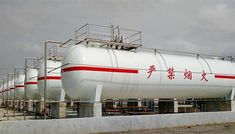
[108,49,114,81]
[111,49,119,67]
[199,55,212,74]
[154,50,164,84]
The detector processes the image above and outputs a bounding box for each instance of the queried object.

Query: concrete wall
[1,112,235,134]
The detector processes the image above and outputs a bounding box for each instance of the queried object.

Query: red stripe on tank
[37,76,61,80]
[215,75,235,79]
[61,66,139,74]
[15,85,24,88]
[25,82,38,85]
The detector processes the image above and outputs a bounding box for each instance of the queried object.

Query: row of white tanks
[0,60,65,102]
[1,44,235,102]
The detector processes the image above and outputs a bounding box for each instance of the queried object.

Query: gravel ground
[0,107,36,121]
[101,123,235,134]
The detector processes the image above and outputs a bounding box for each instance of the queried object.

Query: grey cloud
[0,0,235,77]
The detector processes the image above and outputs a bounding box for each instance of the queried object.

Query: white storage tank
[38,60,65,101]
[9,79,15,99]
[61,45,235,101]
[2,83,7,100]
[25,69,42,100]
[0,85,3,99]
[5,81,10,99]
[15,74,25,100]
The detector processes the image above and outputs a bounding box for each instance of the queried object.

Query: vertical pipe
[44,42,47,120]
[24,59,27,120]
[13,69,16,117]
[55,45,57,58]
[110,25,114,42]
[117,26,120,43]
[2,78,4,106]
[87,23,89,39]
[6,74,9,120]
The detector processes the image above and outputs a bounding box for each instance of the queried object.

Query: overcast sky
[0,0,235,78]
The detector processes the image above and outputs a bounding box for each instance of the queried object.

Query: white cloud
[199,3,235,32]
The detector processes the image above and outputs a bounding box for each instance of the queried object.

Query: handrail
[74,23,142,49]
[75,23,88,33]
[47,63,69,73]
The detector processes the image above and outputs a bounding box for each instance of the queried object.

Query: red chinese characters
[147,65,156,79]
[184,69,192,80]
[167,66,175,80]
[201,70,208,82]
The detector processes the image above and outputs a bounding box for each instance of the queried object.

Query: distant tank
[4,81,10,99]
[38,60,65,101]
[25,69,41,100]
[0,85,3,99]
[9,79,15,99]
[2,83,7,100]
[15,74,25,100]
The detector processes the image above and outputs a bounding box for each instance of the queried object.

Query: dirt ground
[102,123,235,134]
[0,107,36,121]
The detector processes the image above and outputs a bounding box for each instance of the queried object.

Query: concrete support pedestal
[35,102,44,115]
[13,101,17,110]
[174,99,178,113]
[231,101,235,112]
[0,99,3,106]
[158,99,178,113]
[1,100,6,107]
[138,99,142,107]
[9,100,14,109]
[25,101,33,112]
[79,102,102,118]
[51,102,67,119]
[17,101,23,111]
[122,101,127,107]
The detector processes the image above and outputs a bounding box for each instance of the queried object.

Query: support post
[51,102,67,119]
[42,40,64,119]
[2,78,5,107]
[13,69,16,117]
[230,89,235,112]
[79,84,102,117]
[44,42,47,120]
[6,74,9,120]
[174,98,178,113]
[24,59,27,120]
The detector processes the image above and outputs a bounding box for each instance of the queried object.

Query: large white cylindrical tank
[25,69,41,100]
[15,74,25,100]
[38,60,65,101]
[62,45,235,100]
